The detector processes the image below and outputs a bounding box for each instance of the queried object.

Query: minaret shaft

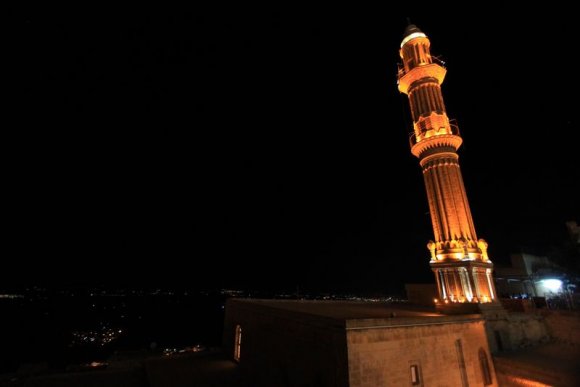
[422,154,477,245]
[409,82,446,121]
[397,25,497,304]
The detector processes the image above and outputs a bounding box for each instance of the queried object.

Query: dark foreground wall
[542,310,580,345]
[223,300,349,387]
[16,367,146,387]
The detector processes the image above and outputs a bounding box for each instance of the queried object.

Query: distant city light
[0,294,24,299]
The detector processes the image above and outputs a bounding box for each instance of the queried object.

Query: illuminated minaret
[397,24,497,304]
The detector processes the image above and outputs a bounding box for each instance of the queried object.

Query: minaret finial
[401,23,425,47]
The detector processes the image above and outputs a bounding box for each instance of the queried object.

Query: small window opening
[410,364,421,385]
[234,325,242,362]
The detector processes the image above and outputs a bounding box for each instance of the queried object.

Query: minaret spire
[397,25,497,304]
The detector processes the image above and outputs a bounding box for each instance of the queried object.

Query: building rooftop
[229,299,482,329]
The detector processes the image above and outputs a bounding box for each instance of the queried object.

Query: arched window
[234,325,242,362]
[479,348,492,385]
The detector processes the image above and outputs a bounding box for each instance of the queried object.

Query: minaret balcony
[397,63,446,94]
[409,121,462,157]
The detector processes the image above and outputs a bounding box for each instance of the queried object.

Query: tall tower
[397,24,497,304]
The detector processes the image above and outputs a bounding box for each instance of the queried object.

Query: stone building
[223,299,496,386]
[495,253,567,299]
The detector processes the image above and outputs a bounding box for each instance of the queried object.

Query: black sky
[6,7,579,293]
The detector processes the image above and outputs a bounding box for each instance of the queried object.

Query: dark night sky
[6,7,579,293]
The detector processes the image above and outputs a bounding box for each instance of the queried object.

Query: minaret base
[431,260,497,304]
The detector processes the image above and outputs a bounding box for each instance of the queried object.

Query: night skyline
[7,8,579,292]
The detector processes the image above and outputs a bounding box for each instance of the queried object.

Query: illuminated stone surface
[398,25,497,304]
[224,299,497,386]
